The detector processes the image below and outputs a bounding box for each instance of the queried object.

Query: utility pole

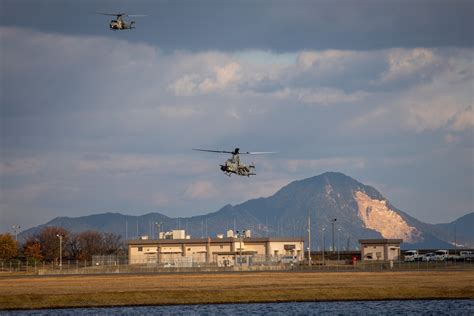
[331,218,337,253]
[322,227,326,265]
[236,230,245,267]
[307,214,311,266]
[337,228,341,261]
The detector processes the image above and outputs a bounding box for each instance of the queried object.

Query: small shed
[359,239,402,261]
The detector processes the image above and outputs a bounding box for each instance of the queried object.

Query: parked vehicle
[422,252,436,262]
[459,251,473,261]
[434,250,449,261]
[280,255,298,264]
[404,250,419,262]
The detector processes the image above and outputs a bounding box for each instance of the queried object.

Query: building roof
[127,237,304,245]
[358,239,403,245]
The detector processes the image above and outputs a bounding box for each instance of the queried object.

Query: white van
[404,250,419,262]
[280,255,298,264]
[434,250,449,261]
[459,251,473,261]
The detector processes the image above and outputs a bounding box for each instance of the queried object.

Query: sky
[1,0,473,233]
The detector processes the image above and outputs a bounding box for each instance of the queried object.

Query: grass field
[1,270,473,310]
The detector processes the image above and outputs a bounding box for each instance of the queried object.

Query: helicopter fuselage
[220,156,255,177]
[109,18,135,30]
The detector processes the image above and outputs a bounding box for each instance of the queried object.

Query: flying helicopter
[193,148,276,177]
[98,13,146,30]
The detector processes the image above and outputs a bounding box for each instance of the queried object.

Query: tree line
[0,227,125,263]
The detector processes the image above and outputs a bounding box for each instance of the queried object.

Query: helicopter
[193,148,276,177]
[98,13,146,30]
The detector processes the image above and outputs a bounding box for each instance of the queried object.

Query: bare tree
[76,230,104,261]
[103,233,124,255]
[66,233,81,260]
[36,226,70,262]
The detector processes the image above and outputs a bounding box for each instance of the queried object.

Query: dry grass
[1,271,473,310]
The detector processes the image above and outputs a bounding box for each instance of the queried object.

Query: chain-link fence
[1,256,472,275]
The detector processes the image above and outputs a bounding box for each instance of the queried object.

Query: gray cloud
[1,0,473,52]
[0,22,472,233]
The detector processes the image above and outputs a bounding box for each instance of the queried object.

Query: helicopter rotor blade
[127,14,147,17]
[240,151,278,155]
[97,12,126,16]
[193,149,234,154]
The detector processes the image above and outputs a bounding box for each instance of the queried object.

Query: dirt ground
[1,270,473,310]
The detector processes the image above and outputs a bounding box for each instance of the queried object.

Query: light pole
[322,227,326,265]
[12,225,21,241]
[56,234,63,271]
[331,218,337,253]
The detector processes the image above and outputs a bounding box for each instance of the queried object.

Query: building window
[138,247,143,252]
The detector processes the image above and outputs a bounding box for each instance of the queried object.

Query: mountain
[432,213,474,248]
[19,172,472,249]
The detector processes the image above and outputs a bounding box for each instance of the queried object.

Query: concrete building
[359,239,402,261]
[128,229,304,266]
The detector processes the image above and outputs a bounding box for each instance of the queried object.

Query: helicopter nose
[220,165,227,172]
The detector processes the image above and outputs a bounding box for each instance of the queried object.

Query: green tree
[0,233,18,261]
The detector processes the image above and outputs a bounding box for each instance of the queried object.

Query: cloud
[170,62,242,95]
[76,154,209,176]
[347,48,473,134]
[284,158,367,173]
[158,106,199,119]
[381,48,438,83]
[296,88,369,106]
[1,26,472,231]
[0,158,44,176]
[184,181,219,199]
